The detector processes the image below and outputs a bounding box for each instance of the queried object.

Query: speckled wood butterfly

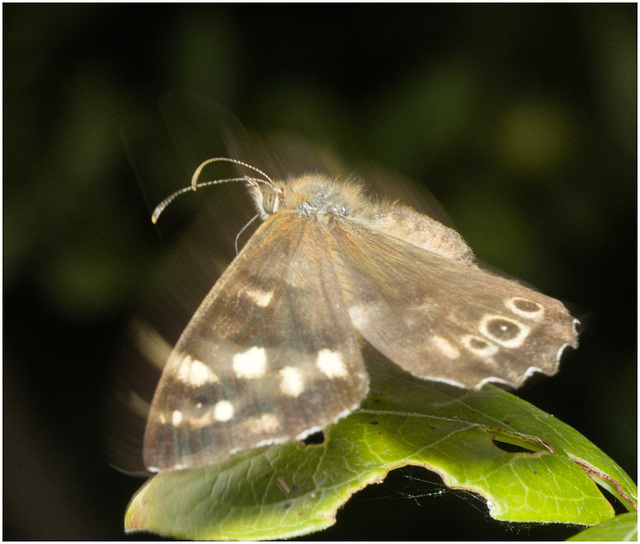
[142,97,579,472]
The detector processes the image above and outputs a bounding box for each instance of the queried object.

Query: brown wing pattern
[328,218,578,389]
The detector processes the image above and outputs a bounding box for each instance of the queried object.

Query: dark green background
[4,4,636,540]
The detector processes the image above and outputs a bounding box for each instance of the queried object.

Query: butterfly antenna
[190,157,274,191]
[151,157,274,224]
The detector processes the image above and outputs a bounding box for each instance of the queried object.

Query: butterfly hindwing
[144,211,367,471]
[328,217,578,389]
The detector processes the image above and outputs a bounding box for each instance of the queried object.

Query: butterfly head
[245,178,285,220]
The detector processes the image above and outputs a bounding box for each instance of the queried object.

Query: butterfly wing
[144,211,367,471]
[328,217,579,390]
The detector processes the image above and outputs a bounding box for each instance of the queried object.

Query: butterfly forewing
[144,211,367,471]
[329,217,578,389]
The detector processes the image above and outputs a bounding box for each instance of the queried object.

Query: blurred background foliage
[4,4,636,540]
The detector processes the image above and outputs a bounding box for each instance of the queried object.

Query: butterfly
[142,102,579,473]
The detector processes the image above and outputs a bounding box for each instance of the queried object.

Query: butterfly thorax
[250,174,476,264]
[252,175,367,220]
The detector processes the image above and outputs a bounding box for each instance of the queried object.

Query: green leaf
[567,513,638,541]
[125,357,637,540]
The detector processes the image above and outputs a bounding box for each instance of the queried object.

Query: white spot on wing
[171,410,183,426]
[244,287,274,307]
[347,305,368,328]
[279,366,305,397]
[480,314,530,348]
[176,354,219,386]
[213,400,234,421]
[233,347,267,378]
[316,349,347,378]
[432,335,460,359]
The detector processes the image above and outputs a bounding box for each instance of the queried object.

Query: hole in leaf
[493,440,539,454]
[302,430,325,446]
[487,429,551,455]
